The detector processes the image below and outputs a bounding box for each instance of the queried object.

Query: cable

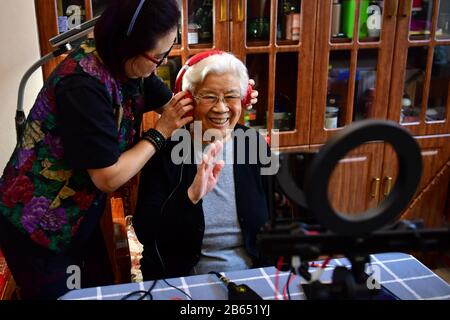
[310,257,331,283]
[154,148,189,276]
[162,278,193,300]
[209,271,224,279]
[274,256,284,300]
[120,290,147,300]
[151,147,191,299]
[209,271,263,300]
[121,279,158,300]
[283,271,295,300]
[122,147,189,300]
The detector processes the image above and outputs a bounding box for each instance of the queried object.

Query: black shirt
[55,73,172,170]
[52,72,172,248]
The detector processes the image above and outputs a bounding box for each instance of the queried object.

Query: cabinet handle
[370,178,381,198]
[386,0,398,18]
[219,0,227,22]
[383,176,393,196]
[401,0,412,17]
[237,0,244,22]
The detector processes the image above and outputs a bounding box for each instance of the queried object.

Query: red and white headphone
[174,50,253,107]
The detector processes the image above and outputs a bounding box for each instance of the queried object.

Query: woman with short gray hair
[134,51,269,280]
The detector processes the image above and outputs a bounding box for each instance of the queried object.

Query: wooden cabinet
[383,135,450,227]
[327,142,385,214]
[229,1,317,146]
[310,0,449,140]
[388,0,450,136]
[34,1,450,225]
[325,136,450,226]
[309,1,450,226]
[311,0,398,144]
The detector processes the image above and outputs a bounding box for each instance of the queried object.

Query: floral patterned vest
[0,40,143,253]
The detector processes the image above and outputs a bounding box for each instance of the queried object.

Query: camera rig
[258,120,450,299]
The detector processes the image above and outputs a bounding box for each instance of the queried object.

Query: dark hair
[94,0,180,77]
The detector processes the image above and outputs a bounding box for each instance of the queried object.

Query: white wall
[0,0,43,172]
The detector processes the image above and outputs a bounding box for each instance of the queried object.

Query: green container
[341,0,369,39]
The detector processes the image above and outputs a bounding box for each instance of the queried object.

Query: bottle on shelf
[331,0,342,37]
[291,13,301,41]
[341,0,369,39]
[367,2,382,38]
[400,94,414,123]
[324,93,340,129]
[284,1,300,41]
[188,23,201,44]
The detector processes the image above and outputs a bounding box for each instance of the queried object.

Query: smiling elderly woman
[133,51,270,280]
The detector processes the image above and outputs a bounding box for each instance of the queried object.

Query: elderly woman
[133,51,270,279]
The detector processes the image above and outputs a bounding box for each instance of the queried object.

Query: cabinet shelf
[246,40,270,47]
[188,43,214,49]
[276,39,300,46]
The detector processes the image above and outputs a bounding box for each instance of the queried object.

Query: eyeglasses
[127,0,146,37]
[141,44,174,68]
[194,94,241,107]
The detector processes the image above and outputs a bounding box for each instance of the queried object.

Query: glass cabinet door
[230,0,317,147]
[148,1,230,129]
[311,0,398,145]
[187,0,214,46]
[388,0,450,136]
[159,0,230,83]
[181,0,229,53]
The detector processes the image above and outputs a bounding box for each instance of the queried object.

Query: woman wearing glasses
[0,0,259,299]
[133,51,270,280]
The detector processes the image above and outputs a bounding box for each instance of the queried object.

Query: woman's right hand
[155,91,194,139]
[188,141,224,204]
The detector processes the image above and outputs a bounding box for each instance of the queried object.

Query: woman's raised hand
[187,140,225,204]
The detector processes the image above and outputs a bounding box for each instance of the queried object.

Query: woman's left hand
[247,79,259,110]
[155,91,194,138]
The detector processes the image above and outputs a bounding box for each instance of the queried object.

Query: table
[60,252,450,300]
